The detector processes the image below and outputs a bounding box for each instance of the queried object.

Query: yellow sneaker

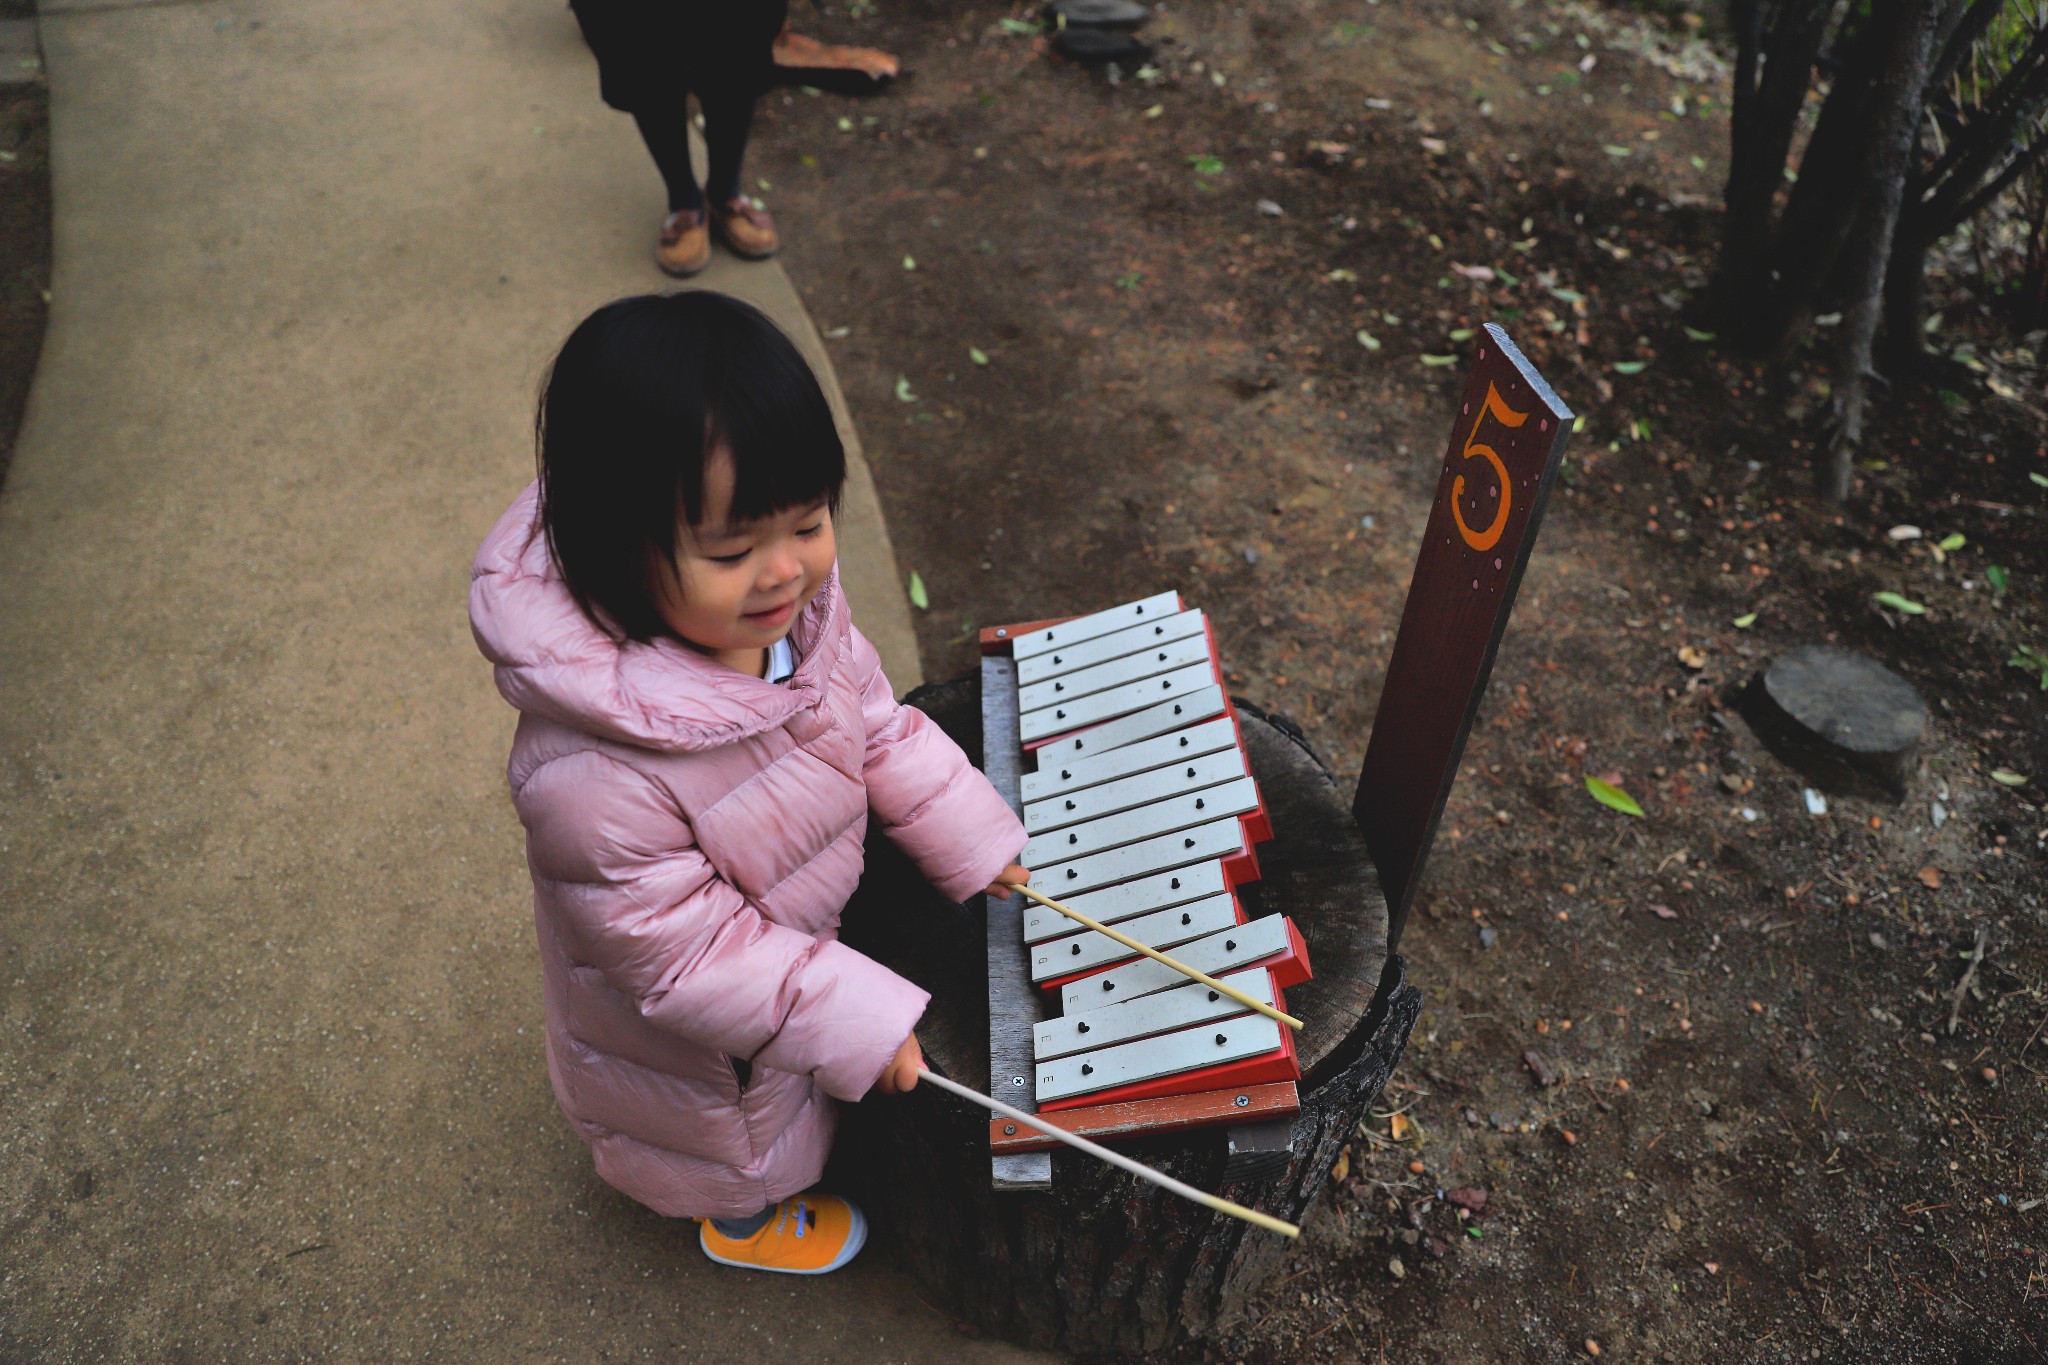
[699,1194,866,1275]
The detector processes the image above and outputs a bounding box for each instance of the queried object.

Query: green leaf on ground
[1612,360,1648,375]
[1873,592,1925,615]
[1328,268,1359,282]
[1421,354,1458,367]
[1990,768,2029,786]
[836,116,855,132]
[1683,326,1716,342]
[1356,330,1381,352]
[1732,612,1758,629]
[1585,777,1645,817]
[2031,472,2048,489]
[894,376,918,403]
[1603,144,1634,158]
[969,346,990,366]
[1143,104,1164,119]
[1938,533,1966,552]
[1188,153,1226,175]
[1449,327,1475,342]
[998,17,1039,34]
[903,254,917,271]
[2010,646,2048,688]
[1987,565,2010,594]
[1548,287,1584,304]
[907,572,930,609]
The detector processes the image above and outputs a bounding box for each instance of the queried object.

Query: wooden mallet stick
[915,1067,1300,1238]
[1009,882,1305,1032]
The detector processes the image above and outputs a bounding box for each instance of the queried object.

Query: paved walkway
[0,2,1045,1359]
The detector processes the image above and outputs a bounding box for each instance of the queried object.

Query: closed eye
[797,522,826,538]
[706,549,750,565]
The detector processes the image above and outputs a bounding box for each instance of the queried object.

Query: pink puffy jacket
[469,485,1025,1218]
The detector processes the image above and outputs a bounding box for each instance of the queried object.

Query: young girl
[569,0,787,275]
[470,290,1028,1273]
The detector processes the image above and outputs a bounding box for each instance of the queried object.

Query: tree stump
[831,674,1419,1355]
[1740,645,1927,801]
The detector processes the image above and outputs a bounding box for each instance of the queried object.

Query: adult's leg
[697,86,757,206]
[630,97,703,213]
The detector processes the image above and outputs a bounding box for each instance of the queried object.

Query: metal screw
[1004,1123,1017,1134]
[1010,1075,1026,1087]
[1234,1094,1250,1108]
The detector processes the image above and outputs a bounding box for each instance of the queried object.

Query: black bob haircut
[535,291,846,643]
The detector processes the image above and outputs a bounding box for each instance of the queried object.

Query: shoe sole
[656,252,712,278]
[699,1205,867,1275]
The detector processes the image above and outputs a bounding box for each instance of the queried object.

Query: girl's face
[654,447,836,674]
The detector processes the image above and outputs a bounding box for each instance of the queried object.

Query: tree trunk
[1717,0,1837,347]
[1880,215,1933,376]
[1825,0,1942,502]
[831,676,1416,1354]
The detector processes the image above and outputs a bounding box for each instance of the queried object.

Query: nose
[758,542,803,590]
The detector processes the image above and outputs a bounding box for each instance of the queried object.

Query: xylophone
[977,591,1312,1192]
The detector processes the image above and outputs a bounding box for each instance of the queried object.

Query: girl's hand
[983,863,1031,899]
[876,1034,923,1095]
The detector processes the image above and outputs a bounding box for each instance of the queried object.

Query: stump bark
[830,675,1418,1354]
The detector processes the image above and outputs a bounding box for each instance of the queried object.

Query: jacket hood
[469,482,850,753]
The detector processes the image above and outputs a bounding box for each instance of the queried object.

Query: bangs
[700,309,845,529]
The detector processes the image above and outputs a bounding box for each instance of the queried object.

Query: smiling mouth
[745,600,798,626]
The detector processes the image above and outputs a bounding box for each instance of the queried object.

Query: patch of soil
[756,0,2047,1358]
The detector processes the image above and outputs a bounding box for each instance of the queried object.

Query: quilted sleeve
[849,627,1027,903]
[514,749,928,1101]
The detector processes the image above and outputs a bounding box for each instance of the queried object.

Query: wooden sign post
[1353,325,1573,948]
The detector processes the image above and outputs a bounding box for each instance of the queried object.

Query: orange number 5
[1452,381,1528,552]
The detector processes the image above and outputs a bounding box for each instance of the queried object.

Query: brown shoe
[656,208,711,277]
[710,197,780,260]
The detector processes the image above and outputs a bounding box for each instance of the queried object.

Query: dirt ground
[751,0,2048,1358]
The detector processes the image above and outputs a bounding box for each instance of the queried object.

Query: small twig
[2020,1006,2048,1057]
[1946,927,1992,1036]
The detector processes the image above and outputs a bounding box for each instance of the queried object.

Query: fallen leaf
[1938,532,1966,552]
[1356,329,1381,352]
[1452,263,1496,282]
[1389,1112,1411,1140]
[1683,326,1716,342]
[1330,1145,1351,1183]
[1990,769,2028,786]
[823,325,852,339]
[1327,268,1359,282]
[2031,472,2048,489]
[968,346,990,366]
[998,16,1039,34]
[1676,645,1706,670]
[1143,103,1164,118]
[1649,903,1679,920]
[907,572,930,610]
[1585,776,1645,817]
[1872,591,1926,615]
[894,376,918,403]
[1732,611,1758,629]
[1917,866,1942,890]
[1611,360,1648,375]
[1603,144,1634,158]
[1887,524,1923,542]
[1421,353,1458,367]
[1449,327,1476,341]
[902,254,917,271]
